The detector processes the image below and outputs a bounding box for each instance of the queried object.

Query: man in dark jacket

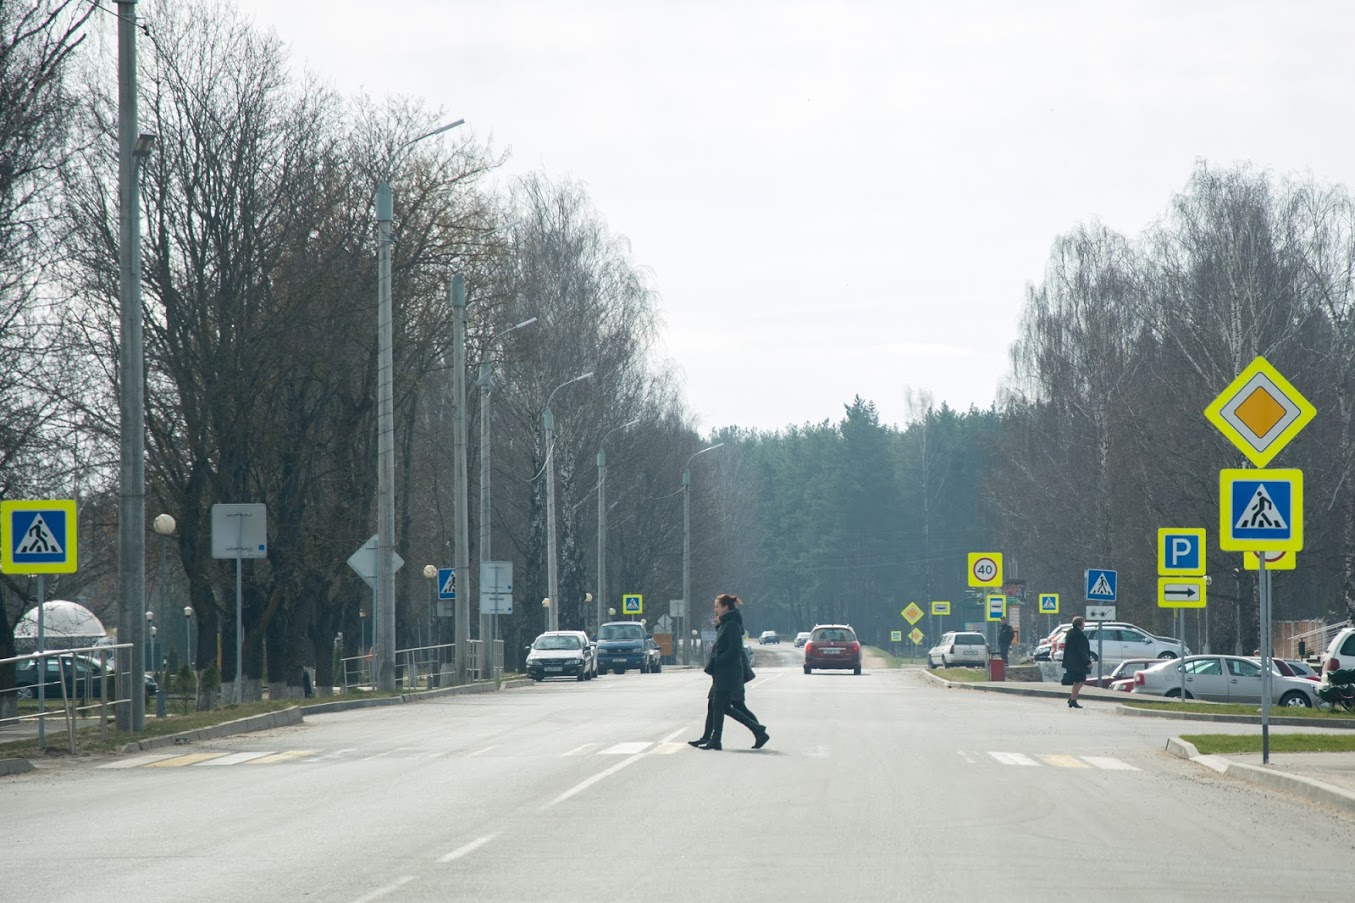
[693,594,768,751]
[998,619,1015,664]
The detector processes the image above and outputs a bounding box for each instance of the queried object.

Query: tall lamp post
[183,605,195,705]
[477,316,537,662]
[543,371,593,632]
[683,443,724,665]
[374,118,464,692]
[422,564,437,651]
[596,419,640,635]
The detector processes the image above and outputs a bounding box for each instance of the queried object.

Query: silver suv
[1054,621,1189,666]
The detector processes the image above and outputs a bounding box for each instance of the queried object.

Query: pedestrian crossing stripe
[985,752,1138,771]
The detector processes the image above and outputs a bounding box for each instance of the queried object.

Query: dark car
[15,655,157,700]
[804,624,862,675]
[596,621,649,674]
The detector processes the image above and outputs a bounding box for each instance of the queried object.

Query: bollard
[988,651,1006,682]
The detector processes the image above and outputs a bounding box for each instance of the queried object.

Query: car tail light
[850,642,860,654]
[805,642,814,654]
[1135,672,1145,686]
[1325,658,1338,672]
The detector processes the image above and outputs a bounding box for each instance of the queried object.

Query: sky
[218,0,1355,433]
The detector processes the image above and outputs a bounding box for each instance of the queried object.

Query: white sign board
[346,533,404,590]
[669,599,687,618]
[480,560,513,615]
[1085,605,1117,621]
[211,504,268,559]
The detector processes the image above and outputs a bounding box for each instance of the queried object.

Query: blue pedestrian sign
[1085,568,1117,602]
[437,567,456,600]
[1,500,77,574]
[1157,528,1205,576]
[622,593,643,615]
[1219,468,1304,552]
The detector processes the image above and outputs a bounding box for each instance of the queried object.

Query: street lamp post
[596,419,640,635]
[543,372,594,632]
[183,605,195,706]
[683,443,724,665]
[422,564,437,653]
[478,316,536,668]
[374,118,464,692]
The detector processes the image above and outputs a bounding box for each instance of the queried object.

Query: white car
[927,631,989,668]
[793,631,811,648]
[1130,654,1318,707]
[1320,626,1355,679]
[1054,621,1188,667]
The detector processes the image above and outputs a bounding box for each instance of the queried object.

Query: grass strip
[1123,700,1354,719]
[930,667,989,682]
[1181,733,1355,754]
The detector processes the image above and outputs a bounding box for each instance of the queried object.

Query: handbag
[743,657,756,683]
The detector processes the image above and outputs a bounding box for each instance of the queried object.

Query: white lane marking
[599,741,652,755]
[313,747,359,761]
[349,875,416,903]
[989,752,1040,767]
[466,746,497,758]
[99,754,179,769]
[360,747,416,761]
[562,743,599,757]
[651,742,684,755]
[957,751,977,765]
[1082,756,1139,771]
[438,834,498,864]
[546,727,686,808]
[806,745,830,759]
[749,672,786,688]
[193,752,273,766]
[1038,754,1091,769]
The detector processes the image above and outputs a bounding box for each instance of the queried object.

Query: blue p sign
[1158,528,1205,576]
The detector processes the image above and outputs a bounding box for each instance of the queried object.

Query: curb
[0,757,34,777]
[117,706,305,753]
[1164,736,1355,815]
[1120,705,1355,730]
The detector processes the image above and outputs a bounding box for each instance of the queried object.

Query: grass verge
[930,666,989,682]
[1123,699,1355,719]
[863,647,928,668]
[1181,733,1355,754]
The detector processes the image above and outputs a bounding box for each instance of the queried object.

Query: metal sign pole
[36,575,46,751]
[1260,556,1270,764]
[235,514,244,705]
[1178,609,1186,702]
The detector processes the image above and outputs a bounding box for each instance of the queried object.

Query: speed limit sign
[967,552,1003,588]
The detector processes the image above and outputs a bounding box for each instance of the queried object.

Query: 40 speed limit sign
[967,552,1003,588]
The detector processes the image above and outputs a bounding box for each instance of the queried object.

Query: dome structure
[15,600,108,650]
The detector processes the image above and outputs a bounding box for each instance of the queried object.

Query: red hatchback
[804,624,862,675]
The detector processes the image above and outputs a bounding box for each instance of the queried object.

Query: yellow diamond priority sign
[1204,356,1315,467]
[909,627,924,645]
[902,602,924,625]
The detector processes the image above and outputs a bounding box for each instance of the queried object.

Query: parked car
[1283,659,1320,681]
[1130,654,1318,707]
[524,631,592,681]
[758,630,780,645]
[793,631,811,648]
[1086,657,1163,689]
[1320,626,1355,680]
[1054,621,1188,666]
[927,631,989,668]
[596,621,648,674]
[15,654,157,701]
[804,624,861,675]
[558,630,598,679]
[643,638,663,673]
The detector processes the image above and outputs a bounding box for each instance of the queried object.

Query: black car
[15,655,158,701]
[596,621,648,674]
[643,638,663,673]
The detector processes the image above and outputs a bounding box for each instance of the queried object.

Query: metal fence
[338,639,504,692]
[0,642,133,753]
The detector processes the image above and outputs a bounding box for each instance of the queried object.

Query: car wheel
[853,665,862,675]
[532,676,542,682]
[1159,651,1178,659]
[1165,688,1193,700]
[17,686,34,700]
[653,663,662,673]
[804,666,812,675]
[1280,691,1312,708]
[576,671,586,681]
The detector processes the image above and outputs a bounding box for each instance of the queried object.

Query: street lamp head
[585,592,593,603]
[608,608,616,617]
[423,564,438,579]
[145,610,154,622]
[183,606,193,618]
[153,513,176,536]
[542,598,551,609]
[133,132,157,158]
[150,626,157,637]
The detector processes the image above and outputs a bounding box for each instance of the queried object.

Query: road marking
[193,752,274,766]
[349,875,416,903]
[437,834,498,864]
[562,743,599,757]
[651,742,684,755]
[599,741,652,755]
[546,728,686,808]
[465,746,497,758]
[989,752,1039,767]
[1038,754,1091,769]
[246,749,320,765]
[360,746,416,760]
[310,747,359,761]
[957,751,977,765]
[99,754,180,768]
[147,753,227,767]
[806,745,831,759]
[1082,756,1140,771]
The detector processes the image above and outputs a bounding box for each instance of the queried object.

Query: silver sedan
[1130,654,1318,707]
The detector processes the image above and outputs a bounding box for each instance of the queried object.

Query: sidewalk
[922,670,1355,817]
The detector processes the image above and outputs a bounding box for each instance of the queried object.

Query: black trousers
[705,685,763,742]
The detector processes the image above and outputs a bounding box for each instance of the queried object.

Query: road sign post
[212,504,267,705]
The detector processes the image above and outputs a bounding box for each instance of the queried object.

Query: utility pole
[452,275,470,683]
[596,446,606,636]
[544,406,559,633]
[116,0,147,731]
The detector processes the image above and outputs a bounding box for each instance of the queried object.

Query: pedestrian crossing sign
[1038,593,1059,614]
[1219,468,1303,552]
[1,499,77,574]
[890,630,903,643]
[1085,569,1117,602]
[437,567,456,600]
[622,593,643,615]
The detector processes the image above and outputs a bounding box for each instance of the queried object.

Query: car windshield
[534,635,581,651]
[600,624,644,641]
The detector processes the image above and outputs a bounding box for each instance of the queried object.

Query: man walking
[999,618,1015,664]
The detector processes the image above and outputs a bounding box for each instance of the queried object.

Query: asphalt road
[7,645,1355,902]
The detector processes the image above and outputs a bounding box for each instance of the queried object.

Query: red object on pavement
[988,653,1006,682]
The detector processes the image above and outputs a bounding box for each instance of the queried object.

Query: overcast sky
[223,0,1355,433]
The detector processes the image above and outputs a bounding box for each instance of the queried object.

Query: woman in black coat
[691,594,768,751]
[1061,616,1095,709]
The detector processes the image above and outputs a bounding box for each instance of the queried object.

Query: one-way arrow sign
[1158,576,1207,609]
